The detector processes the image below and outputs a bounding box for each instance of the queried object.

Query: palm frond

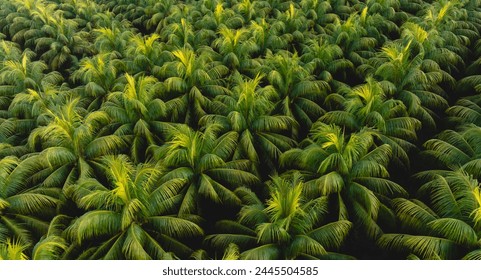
[148,216,203,239]
[240,244,281,260]
[392,198,437,234]
[427,218,478,247]
[377,234,459,260]
[122,224,151,260]
[288,234,327,259]
[67,210,122,245]
[308,220,352,251]
[462,249,481,260]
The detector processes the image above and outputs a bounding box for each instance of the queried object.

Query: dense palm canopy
[1,0,481,260]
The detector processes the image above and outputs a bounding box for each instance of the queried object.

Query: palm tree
[25,98,126,190]
[366,39,450,131]
[200,73,297,178]
[324,11,377,75]
[30,214,69,260]
[420,125,481,180]
[418,0,475,63]
[34,17,93,72]
[56,0,102,31]
[212,26,259,73]
[261,50,328,137]
[144,0,176,33]
[446,94,481,128]
[299,0,341,29]
[378,171,481,259]
[159,47,228,128]
[63,155,203,259]
[103,74,172,163]
[149,124,259,217]
[0,48,64,154]
[195,2,244,32]
[191,242,241,260]
[281,122,407,242]
[401,21,464,76]
[0,49,62,103]
[160,10,198,49]
[0,239,29,260]
[72,52,124,111]
[5,0,49,49]
[301,37,353,83]
[233,0,270,23]
[92,22,133,55]
[124,33,171,76]
[206,174,354,259]
[248,17,292,54]
[6,83,69,156]
[0,156,59,254]
[320,77,421,170]
[0,1,17,38]
[274,3,310,49]
[358,5,401,46]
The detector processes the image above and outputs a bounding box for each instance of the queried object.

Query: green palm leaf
[240,244,281,260]
[68,211,122,245]
[377,234,459,260]
[148,216,203,239]
[288,234,327,259]
[463,249,481,260]
[427,218,478,247]
[308,220,352,251]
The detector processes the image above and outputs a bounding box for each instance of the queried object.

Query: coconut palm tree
[0,156,59,254]
[206,174,354,259]
[0,49,62,103]
[195,2,244,32]
[159,47,228,128]
[320,77,421,170]
[144,0,177,33]
[103,74,172,163]
[446,94,481,129]
[160,8,198,49]
[25,98,126,190]
[233,0,270,23]
[420,125,481,180]
[34,17,93,72]
[324,11,377,75]
[261,50,328,137]
[300,37,352,83]
[274,3,310,49]
[281,122,407,242]
[200,73,297,178]
[0,48,64,153]
[124,33,171,76]
[378,171,481,259]
[92,22,133,54]
[248,17,292,55]
[30,214,69,260]
[4,0,52,49]
[0,239,29,260]
[63,155,203,259]
[149,124,259,217]
[72,52,124,111]
[365,39,450,131]
[299,0,344,30]
[212,26,259,73]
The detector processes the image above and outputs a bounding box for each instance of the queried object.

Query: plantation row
[1,0,481,260]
